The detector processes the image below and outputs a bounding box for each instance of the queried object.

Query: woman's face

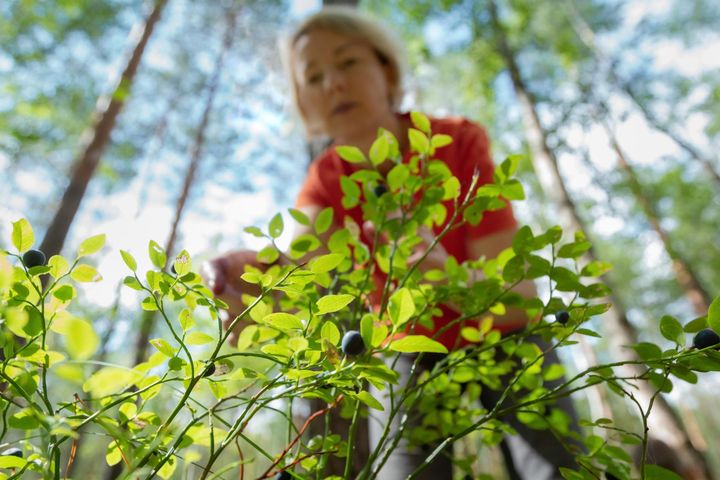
[292,28,396,142]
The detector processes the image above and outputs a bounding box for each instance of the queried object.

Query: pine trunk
[132,8,236,367]
[39,0,168,261]
[563,0,720,187]
[487,1,712,478]
[599,112,712,316]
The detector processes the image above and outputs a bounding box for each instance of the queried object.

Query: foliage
[3,115,720,479]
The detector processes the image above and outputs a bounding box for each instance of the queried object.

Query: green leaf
[386,164,409,191]
[645,464,684,480]
[512,226,534,255]
[388,288,415,327]
[83,367,141,398]
[630,342,662,361]
[336,145,366,164]
[580,261,613,277]
[442,176,461,200]
[289,234,321,259]
[684,316,708,333]
[557,241,592,259]
[410,111,431,134]
[185,332,215,345]
[0,455,27,468]
[12,218,34,252]
[288,208,310,226]
[659,315,685,345]
[150,338,175,357]
[431,133,452,149]
[148,240,166,269]
[356,390,384,411]
[500,179,525,200]
[340,176,361,209]
[120,250,137,272]
[320,321,340,345]
[310,253,344,274]
[369,134,389,166]
[408,128,430,154]
[257,245,279,264]
[123,276,143,291]
[316,294,354,315]
[47,255,70,279]
[495,155,522,182]
[66,317,99,360]
[70,264,102,282]
[141,296,158,311]
[173,250,192,276]
[389,335,448,354]
[263,312,303,330]
[361,314,375,348]
[106,440,122,466]
[315,207,334,235]
[708,297,720,333]
[77,234,106,257]
[244,226,265,238]
[268,213,284,239]
[179,309,195,331]
[8,408,40,430]
[52,284,75,301]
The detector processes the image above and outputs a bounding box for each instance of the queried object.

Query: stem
[343,397,362,479]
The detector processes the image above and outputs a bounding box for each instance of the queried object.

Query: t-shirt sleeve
[458,120,517,238]
[295,159,329,208]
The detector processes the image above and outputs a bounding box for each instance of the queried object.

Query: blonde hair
[279,6,407,138]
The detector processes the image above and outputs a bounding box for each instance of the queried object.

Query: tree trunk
[132,7,236,367]
[562,0,720,186]
[598,109,712,316]
[487,1,713,478]
[39,0,168,261]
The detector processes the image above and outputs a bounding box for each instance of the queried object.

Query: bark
[132,8,237,367]
[598,110,712,316]
[322,0,359,5]
[39,0,168,261]
[563,0,720,186]
[487,1,713,478]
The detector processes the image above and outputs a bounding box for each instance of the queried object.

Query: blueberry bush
[2,112,719,479]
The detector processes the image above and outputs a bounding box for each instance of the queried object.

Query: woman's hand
[201,249,264,344]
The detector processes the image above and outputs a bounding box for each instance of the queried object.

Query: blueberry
[22,249,46,268]
[1,447,22,458]
[202,362,216,377]
[693,328,720,350]
[274,471,291,480]
[373,183,388,198]
[341,330,365,356]
[555,310,570,325]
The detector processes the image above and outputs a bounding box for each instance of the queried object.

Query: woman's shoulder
[427,114,486,137]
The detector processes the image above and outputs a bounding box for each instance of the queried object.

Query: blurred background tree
[1,0,718,477]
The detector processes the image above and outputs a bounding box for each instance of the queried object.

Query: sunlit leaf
[77,233,106,257]
[389,335,448,354]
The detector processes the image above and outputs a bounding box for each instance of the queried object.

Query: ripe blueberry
[373,183,388,198]
[341,330,365,356]
[1,447,22,458]
[202,362,216,377]
[274,471,291,480]
[22,249,46,268]
[555,310,570,325]
[693,328,720,350]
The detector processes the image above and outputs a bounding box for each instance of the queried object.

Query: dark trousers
[367,336,581,479]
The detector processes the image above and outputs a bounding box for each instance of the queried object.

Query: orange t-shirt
[295,113,521,349]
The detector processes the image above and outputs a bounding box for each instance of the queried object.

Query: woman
[204,6,580,479]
